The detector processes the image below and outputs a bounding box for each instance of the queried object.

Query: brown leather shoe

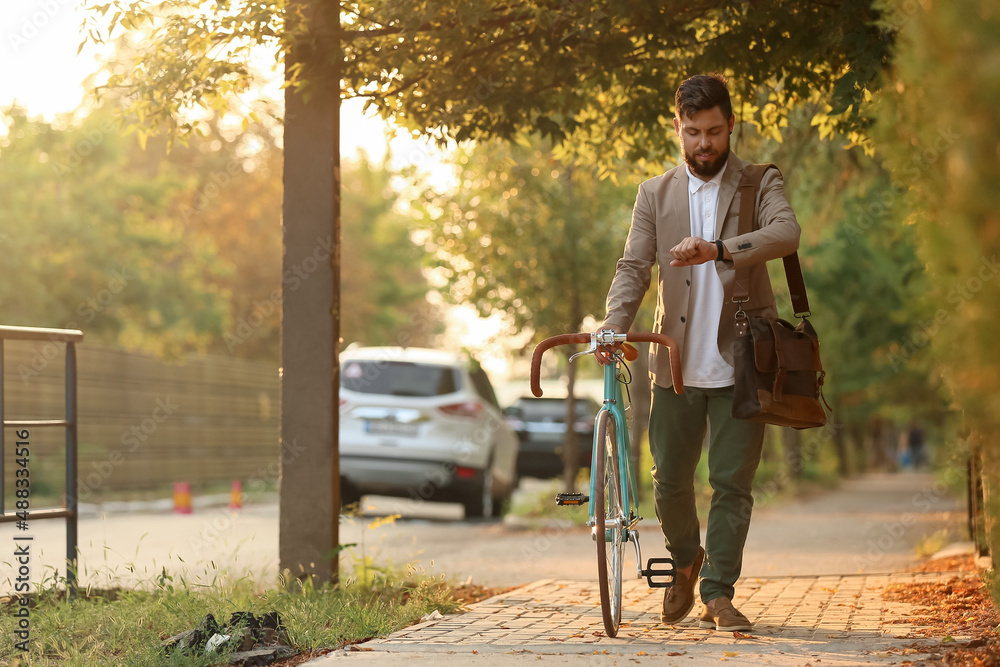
[660,546,704,624]
[698,597,753,631]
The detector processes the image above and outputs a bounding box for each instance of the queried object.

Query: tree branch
[341,4,385,27]
[341,10,535,41]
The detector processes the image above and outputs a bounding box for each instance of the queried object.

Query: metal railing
[0,324,83,595]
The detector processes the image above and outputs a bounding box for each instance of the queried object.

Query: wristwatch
[715,239,724,260]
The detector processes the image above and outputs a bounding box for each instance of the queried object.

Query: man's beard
[683,141,730,178]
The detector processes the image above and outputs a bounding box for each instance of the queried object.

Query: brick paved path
[308,571,962,665]
[374,573,946,649]
[306,472,968,665]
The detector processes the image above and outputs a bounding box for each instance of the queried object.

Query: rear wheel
[594,410,625,637]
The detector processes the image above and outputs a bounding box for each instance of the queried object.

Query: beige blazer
[604,153,801,389]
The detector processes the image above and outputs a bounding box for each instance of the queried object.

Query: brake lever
[568,346,598,364]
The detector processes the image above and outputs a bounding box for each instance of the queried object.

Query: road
[0,471,962,594]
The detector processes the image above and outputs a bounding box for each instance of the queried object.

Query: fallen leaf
[637,651,646,656]
[733,631,754,639]
[723,651,740,657]
[667,651,686,656]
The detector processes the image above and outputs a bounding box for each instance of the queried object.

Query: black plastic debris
[159,611,294,666]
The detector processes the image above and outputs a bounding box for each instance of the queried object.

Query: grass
[0,536,478,667]
[508,478,591,527]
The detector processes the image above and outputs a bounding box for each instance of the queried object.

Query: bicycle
[530,329,684,637]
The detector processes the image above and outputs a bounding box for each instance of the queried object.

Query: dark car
[504,396,601,479]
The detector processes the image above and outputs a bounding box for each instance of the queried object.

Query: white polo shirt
[682,162,735,388]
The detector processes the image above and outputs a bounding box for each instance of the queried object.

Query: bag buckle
[734,309,749,338]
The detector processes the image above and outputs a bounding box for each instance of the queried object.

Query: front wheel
[594,410,625,637]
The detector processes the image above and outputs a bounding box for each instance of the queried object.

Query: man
[598,74,800,631]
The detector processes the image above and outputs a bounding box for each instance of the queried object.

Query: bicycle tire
[594,410,625,637]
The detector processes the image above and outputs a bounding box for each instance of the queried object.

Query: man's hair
[675,74,733,120]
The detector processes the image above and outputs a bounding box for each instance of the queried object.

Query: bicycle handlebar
[529,331,684,398]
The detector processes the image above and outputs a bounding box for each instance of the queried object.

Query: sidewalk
[306,472,971,666]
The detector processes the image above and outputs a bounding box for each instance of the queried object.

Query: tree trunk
[869,417,887,470]
[560,202,584,494]
[629,341,651,501]
[782,426,803,481]
[849,421,867,474]
[562,350,579,493]
[831,399,850,477]
[279,0,341,587]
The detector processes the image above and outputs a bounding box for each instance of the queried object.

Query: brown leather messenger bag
[730,164,829,429]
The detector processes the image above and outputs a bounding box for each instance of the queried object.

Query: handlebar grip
[530,333,591,397]
[625,332,684,394]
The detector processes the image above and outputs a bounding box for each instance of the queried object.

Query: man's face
[673,106,735,180]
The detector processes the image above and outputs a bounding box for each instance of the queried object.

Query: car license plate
[365,419,418,437]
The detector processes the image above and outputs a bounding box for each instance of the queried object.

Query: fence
[3,341,279,504]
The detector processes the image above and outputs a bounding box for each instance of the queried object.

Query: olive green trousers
[647,383,765,603]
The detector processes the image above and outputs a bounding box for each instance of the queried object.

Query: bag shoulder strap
[732,163,811,317]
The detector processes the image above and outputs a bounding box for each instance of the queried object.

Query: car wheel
[492,471,518,516]
[340,478,362,513]
[463,466,494,519]
[491,495,507,518]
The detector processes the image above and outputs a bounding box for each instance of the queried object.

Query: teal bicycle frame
[587,355,638,538]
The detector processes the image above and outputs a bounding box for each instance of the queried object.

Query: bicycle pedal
[555,492,589,506]
[641,557,676,589]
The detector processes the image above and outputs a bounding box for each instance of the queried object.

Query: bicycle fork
[613,512,678,589]
[553,496,678,589]
[631,529,677,589]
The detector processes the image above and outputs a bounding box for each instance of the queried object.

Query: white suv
[338,347,519,518]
